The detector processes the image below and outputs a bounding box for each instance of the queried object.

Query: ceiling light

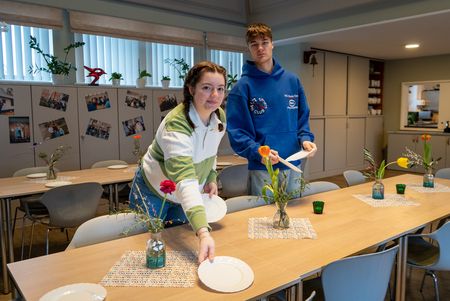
[405,44,420,49]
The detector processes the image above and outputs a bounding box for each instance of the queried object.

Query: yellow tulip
[397,157,409,169]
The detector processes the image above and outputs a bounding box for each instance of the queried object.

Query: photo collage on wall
[39,89,69,112]
[158,94,178,113]
[38,117,69,141]
[122,116,146,136]
[85,91,111,112]
[0,87,15,115]
[86,118,111,140]
[121,91,148,137]
[125,90,146,110]
[9,116,31,143]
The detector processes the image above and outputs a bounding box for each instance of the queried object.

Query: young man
[226,23,316,196]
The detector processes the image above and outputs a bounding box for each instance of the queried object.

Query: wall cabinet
[347,117,366,168]
[306,118,325,179]
[365,116,384,164]
[324,52,347,116]
[348,57,370,115]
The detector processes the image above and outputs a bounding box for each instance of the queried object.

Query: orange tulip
[133,134,142,140]
[421,134,431,141]
[258,145,271,158]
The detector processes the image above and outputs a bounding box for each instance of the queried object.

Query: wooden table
[7,174,450,301]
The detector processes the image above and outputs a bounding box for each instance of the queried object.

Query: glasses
[313,200,325,214]
[396,184,406,194]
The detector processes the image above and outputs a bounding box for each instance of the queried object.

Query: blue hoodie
[226,59,314,170]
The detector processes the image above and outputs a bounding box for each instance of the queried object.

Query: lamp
[303,50,318,76]
[0,21,9,33]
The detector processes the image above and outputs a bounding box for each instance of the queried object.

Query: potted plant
[28,35,85,85]
[227,74,238,90]
[137,70,151,88]
[109,72,123,86]
[161,75,171,89]
[164,58,190,81]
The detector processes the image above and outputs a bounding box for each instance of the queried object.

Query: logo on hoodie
[249,98,267,115]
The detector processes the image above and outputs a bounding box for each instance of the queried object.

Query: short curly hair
[246,23,272,44]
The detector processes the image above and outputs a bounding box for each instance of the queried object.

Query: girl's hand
[197,228,215,263]
[204,182,218,197]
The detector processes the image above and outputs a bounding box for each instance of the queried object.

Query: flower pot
[52,74,67,85]
[112,79,121,87]
[146,231,166,269]
[161,79,170,89]
[136,78,146,89]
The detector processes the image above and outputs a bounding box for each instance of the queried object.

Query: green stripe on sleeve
[185,205,210,232]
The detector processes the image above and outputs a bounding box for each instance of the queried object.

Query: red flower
[133,134,142,140]
[160,180,176,194]
[258,145,271,158]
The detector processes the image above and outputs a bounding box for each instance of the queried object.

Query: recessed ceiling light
[405,44,420,49]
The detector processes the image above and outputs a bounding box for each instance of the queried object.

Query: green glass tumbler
[313,200,325,214]
[396,184,406,194]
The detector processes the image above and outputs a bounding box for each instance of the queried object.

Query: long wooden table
[7,174,450,301]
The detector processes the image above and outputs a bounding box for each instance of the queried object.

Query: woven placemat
[248,217,317,239]
[407,183,450,193]
[100,250,197,288]
[28,176,78,184]
[353,194,419,207]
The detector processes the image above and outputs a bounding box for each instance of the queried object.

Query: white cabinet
[324,117,347,172]
[324,52,347,116]
[303,52,324,116]
[306,118,325,179]
[365,116,383,164]
[347,117,366,169]
[348,57,370,115]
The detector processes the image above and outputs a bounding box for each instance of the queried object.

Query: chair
[407,221,450,301]
[321,245,398,301]
[343,170,366,187]
[12,166,60,235]
[66,213,147,250]
[91,160,130,202]
[217,163,249,198]
[301,181,340,197]
[23,182,103,256]
[225,195,267,213]
[435,167,450,179]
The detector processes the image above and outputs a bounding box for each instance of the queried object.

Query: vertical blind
[210,49,243,78]
[0,24,52,81]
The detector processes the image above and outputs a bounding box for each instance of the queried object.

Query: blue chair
[301,181,340,197]
[225,195,267,213]
[435,168,450,179]
[343,170,366,187]
[321,246,398,301]
[217,164,249,198]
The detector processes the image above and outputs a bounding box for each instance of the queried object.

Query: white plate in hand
[202,194,227,223]
[45,181,72,188]
[285,149,313,162]
[198,256,254,293]
[107,164,128,170]
[26,173,47,179]
[39,283,106,301]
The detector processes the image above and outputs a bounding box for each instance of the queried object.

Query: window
[210,49,243,78]
[0,24,53,82]
[75,33,194,87]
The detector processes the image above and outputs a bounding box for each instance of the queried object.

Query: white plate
[39,283,106,301]
[202,194,227,223]
[26,173,47,179]
[107,164,128,170]
[45,181,72,188]
[285,149,313,162]
[217,161,233,166]
[198,256,254,293]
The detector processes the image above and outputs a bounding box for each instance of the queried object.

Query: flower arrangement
[130,179,177,233]
[132,134,145,163]
[403,134,441,172]
[363,148,409,180]
[38,145,70,168]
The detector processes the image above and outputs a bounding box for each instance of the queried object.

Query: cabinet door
[117,88,154,163]
[365,116,383,164]
[78,87,119,169]
[306,118,325,179]
[387,133,417,171]
[348,57,369,115]
[0,85,34,177]
[32,86,80,171]
[303,52,324,116]
[347,118,365,169]
[324,117,347,171]
[324,52,347,116]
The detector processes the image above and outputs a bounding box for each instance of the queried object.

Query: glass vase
[273,202,290,229]
[372,178,384,200]
[46,165,57,180]
[423,168,435,188]
[146,231,166,269]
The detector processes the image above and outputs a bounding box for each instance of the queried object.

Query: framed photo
[0,87,15,115]
[85,92,111,112]
[38,117,69,141]
[86,118,111,140]
[9,116,31,143]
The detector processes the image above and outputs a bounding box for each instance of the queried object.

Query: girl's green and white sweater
[141,102,226,232]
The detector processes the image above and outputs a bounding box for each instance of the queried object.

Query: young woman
[129,61,227,263]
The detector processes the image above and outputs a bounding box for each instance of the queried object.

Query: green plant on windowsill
[28,35,85,76]
[109,72,123,81]
[164,58,190,80]
[161,75,171,81]
[138,70,152,79]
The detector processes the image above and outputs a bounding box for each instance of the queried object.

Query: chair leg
[429,271,440,301]
[12,206,19,237]
[419,270,427,293]
[45,228,50,255]
[20,216,26,260]
[28,222,36,259]
[65,228,69,241]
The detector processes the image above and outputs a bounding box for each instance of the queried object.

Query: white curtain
[210,49,243,77]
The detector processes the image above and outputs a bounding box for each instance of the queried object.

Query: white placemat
[353,194,420,207]
[28,176,78,184]
[100,250,197,288]
[407,183,450,193]
[248,217,317,239]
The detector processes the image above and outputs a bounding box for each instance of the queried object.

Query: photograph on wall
[9,116,31,143]
[86,118,111,140]
[122,116,146,136]
[125,90,147,110]
[85,91,111,112]
[39,89,69,112]
[38,117,69,141]
[158,93,178,112]
[0,87,15,115]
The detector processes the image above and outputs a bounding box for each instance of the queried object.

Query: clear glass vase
[46,165,57,180]
[372,178,384,199]
[273,202,290,229]
[146,231,166,269]
[423,168,435,188]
